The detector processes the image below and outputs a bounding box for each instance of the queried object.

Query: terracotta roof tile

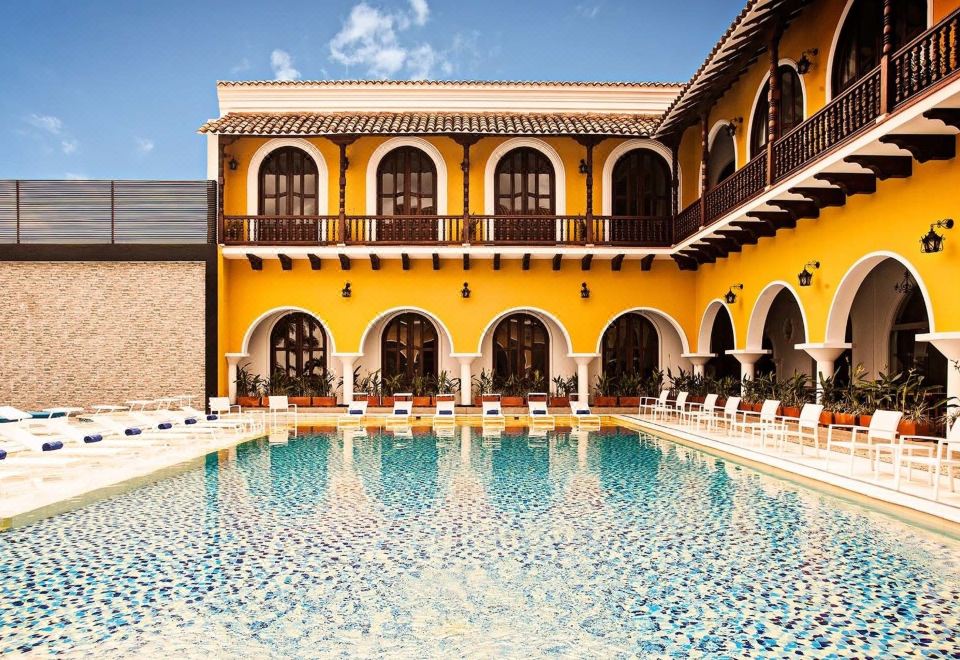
[198,111,660,137]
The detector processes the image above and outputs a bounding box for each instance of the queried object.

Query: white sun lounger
[527,393,555,429]
[337,398,369,428]
[679,393,719,427]
[568,393,601,429]
[481,394,506,429]
[432,394,457,427]
[768,403,824,456]
[826,409,903,476]
[638,390,671,420]
[895,417,960,499]
[385,393,413,427]
[730,399,783,447]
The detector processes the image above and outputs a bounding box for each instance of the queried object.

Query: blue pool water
[1,427,959,657]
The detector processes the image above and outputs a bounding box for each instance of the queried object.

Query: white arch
[365,137,448,215]
[746,281,810,351]
[825,251,936,344]
[707,119,740,175]
[745,59,808,160]
[593,307,691,355]
[240,305,337,355]
[476,306,574,355]
[697,299,738,354]
[600,139,680,216]
[483,138,566,214]
[246,138,329,215]
[826,0,932,100]
[357,306,455,356]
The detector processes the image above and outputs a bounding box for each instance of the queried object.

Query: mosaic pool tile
[1,427,959,657]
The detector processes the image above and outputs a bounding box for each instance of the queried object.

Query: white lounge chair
[267,395,298,428]
[895,417,960,499]
[34,416,175,449]
[207,398,264,432]
[730,399,782,447]
[337,398,369,428]
[481,394,506,429]
[0,418,128,459]
[668,392,693,422]
[432,393,457,427]
[385,393,413,427]
[706,396,742,433]
[568,393,601,429]
[527,393,555,429]
[639,390,671,420]
[826,409,903,476]
[679,393,718,426]
[210,397,241,416]
[768,403,824,456]
[181,405,253,433]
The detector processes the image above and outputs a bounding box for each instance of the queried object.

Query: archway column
[335,353,362,405]
[917,332,960,412]
[572,355,597,403]
[452,354,480,406]
[682,352,715,378]
[727,350,770,380]
[225,352,249,404]
[796,342,851,402]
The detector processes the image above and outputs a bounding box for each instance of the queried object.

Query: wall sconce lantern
[580,282,590,299]
[724,117,743,137]
[578,159,589,175]
[797,260,820,287]
[920,219,953,253]
[341,282,352,298]
[796,48,819,75]
[724,283,744,304]
[461,282,471,298]
[893,270,915,295]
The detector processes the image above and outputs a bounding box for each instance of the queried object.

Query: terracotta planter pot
[858,414,873,428]
[619,396,641,407]
[688,395,705,404]
[381,396,396,407]
[897,419,935,436]
[289,396,311,407]
[311,396,337,407]
[833,412,857,426]
[501,396,525,408]
[237,396,261,408]
[412,396,432,407]
[472,396,482,407]
[739,401,752,411]
[716,397,727,408]
[819,411,835,426]
[594,396,617,408]
[782,406,801,419]
[549,396,569,408]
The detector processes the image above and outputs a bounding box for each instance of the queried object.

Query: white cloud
[136,137,155,154]
[576,4,601,18]
[230,58,252,75]
[61,139,78,154]
[409,0,429,25]
[271,49,301,81]
[28,114,63,135]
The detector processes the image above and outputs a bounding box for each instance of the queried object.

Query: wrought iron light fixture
[893,270,914,295]
[461,282,471,298]
[341,282,352,298]
[724,283,744,304]
[797,261,820,287]
[228,156,239,171]
[920,219,954,253]
[580,282,590,299]
[578,159,589,175]
[796,48,819,75]
[724,117,743,137]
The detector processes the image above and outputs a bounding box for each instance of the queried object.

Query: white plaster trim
[356,306,455,356]
[476,306,574,356]
[246,138,329,215]
[745,59,807,160]
[697,299,737,354]
[365,137,448,216]
[240,305,337,355]
[593,307,691,355]
[600,139,679,215]
[825,251,935,345]
[745,281,810,351]
[483,138,566,215]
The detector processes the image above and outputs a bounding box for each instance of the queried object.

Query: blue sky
[0,0,743,179]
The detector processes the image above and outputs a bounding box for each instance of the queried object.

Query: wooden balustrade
[892,9,960,108]
[674,201,702,243]
[703,154,767,224]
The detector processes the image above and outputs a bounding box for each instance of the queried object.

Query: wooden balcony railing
[704,153,767,224]
[892,10,960,108]
[674,200,703,243]
[221,214,673,247]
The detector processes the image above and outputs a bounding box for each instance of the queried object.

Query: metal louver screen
[0,180,216,244]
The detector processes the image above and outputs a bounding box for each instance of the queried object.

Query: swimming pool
[1,427,958,657]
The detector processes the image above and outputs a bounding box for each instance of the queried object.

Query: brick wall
[0,261,206,410]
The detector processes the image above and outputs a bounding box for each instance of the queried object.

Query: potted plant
[640,369,665,399]
[549,375,574,407]
[380,373,404,407]
[411,374,433,407]
[235,363,266,408]
[435,371,461,402]
[780,372,811,418]
[712,375,740,407]
[739,375,760,412]
[311,370,339,407]
[354,368,382,406]
[289,372,313,408]
[593,374,618,407]
[893,369,939,436]
[471,369,494,406]
[617,371,643,407]
[499,374,525,408]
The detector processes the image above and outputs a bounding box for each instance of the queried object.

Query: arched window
[376,146,437,216]
[612,150,671,217]
[601,313,659,379]
[706,308,740,380]
[492,313,549,384]
[494,148,555,242]
[708,130,736,189]
[258,147,318,216]
[381,312,439,388]
[749,66,804,159]
[270,313,327,377]
[832,0,926,96]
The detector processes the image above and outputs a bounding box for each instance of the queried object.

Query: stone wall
[0,261,206,410]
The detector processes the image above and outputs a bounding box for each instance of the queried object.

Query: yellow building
[201,0,960,411]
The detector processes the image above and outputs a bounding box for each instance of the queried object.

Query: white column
[457,357,475,406]
[681,352,714,378]
[224,353,249,404]
[574,357,592,403]
[797,343,850,402]
[339,356,356,405]
[727,350,769,381]
[917,332,960,412]
[460,425,472,465]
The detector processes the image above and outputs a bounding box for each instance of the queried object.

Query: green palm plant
[471,369,494,397]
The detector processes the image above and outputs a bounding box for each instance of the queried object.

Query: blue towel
[125,427,142,436]
[350,409,363,415]
[83,434,103,444]
[206,414,218,421]
[532,410,546,415]
[0,448,6,460]
[438,410,453,415]
[158,422,173,430]
[486,409,501,416]
[42,441,63,451]
[576,409,591,415]
[184,418,197,425]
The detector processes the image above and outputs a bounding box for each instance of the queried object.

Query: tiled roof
[216,79,682,89]
[198,111,660,137]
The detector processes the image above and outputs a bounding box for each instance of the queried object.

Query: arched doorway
[611,149,672,242]
[750,65,804,159]
[376,145,438,241]
[706,307,739,380]
[751,288,811,378]
[270,312,328,378]
[492,313,550,389]
[380,312,439,391]
[600,312,659,380]
[493,147,556,242]
[708,127,736,188]
[258,146,319,216]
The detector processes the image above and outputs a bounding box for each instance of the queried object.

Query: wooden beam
[746,210,796,230]
[581,254,593,271]
[923,108,960,131]
[338,254,351,270]
[369,254,380,271]
[277,253,292,271]
[672,254,699,271]
[462,253,470,271]
[844,154,912,180]
[789,186,846,208]
[307,254,322,270]
[733,219,776,238]
[640,254,655,271]
[246,253,263,271]
[552,254,562,271]
[493,254,501,271]
[432,253,440,271]
[521,253,531,271]
[611,254,625,271]
[704,236,740,254]
[717,228,756,245]
[401,253,411,271]
[813,172,876,196]
[879,134,956,163]
[768,199,819,220]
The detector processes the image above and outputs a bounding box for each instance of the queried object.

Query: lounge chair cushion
[125,428,142,436]
[576,409,591,415]
[350,409,364,415]
[438,410,453,415]
[184,418,198,425]
[206,414,218,421]
[532,410,546,415]
[486,409,501,416]
[42,441,63,451]
[158,422,173,430]
[0,448,6,460]
[83,434,103,444]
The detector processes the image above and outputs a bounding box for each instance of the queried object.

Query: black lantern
[580,282,590,299]
[578,159,589,175]
[893,270,915,295]
[797,260,820,287]
[228,156,239,171]
[796,48,819,75]
[724,283,744,304]
[724,117,743,137]
[461,282,471,298]
[341,282,352,298]
[920,219,953,253]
